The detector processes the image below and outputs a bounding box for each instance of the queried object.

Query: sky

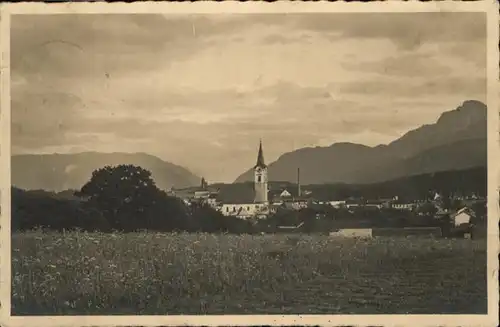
[10,13,486,182]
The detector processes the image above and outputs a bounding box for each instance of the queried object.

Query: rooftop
[254,140,267,169]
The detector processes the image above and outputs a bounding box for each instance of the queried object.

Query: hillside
[234,100,486,185]
[217,166,486,203]
[11,152,201,192]
[355,138,486,183]
[305,166,487,201]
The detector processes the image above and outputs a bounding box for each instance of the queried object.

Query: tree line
[12,164,253,233]
[11,164,487,234]
[308,166,487,201]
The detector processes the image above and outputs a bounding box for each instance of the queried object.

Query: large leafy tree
[77,164,174,231]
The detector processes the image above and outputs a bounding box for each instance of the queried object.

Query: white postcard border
[0,1,498,326]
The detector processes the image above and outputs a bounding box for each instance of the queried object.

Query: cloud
[339,76,486,100]
[341,51,453,78]
[11,14,255,81]
[289,12,486,50]
[11,90,86,146]
[10,13,487,182]
[261,32,315,45]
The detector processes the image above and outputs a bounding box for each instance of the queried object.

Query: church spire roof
[255,139,267,169]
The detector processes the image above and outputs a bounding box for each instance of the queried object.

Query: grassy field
[12,231,487,315]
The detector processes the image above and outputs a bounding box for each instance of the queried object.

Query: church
[219,140,270,219]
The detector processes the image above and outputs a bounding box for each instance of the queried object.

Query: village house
[329,200,346,208]
[272,188,312,201]
[432,192,442,201]
[281,198,309,211]
[391,203,416,210]
[205,194,218,209]
[268,167,312,211]
[345,199,363,209]
[279,189,292,198]
[365,199,392,209]
[451,207,476,227]
[390,198,416,211]
[220,202,269,219]
[193,190,210,199]
[168,177,219,204]
[432,206,449,218]
[269,203,282,214]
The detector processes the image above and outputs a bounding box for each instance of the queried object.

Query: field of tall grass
[12,231,487,315]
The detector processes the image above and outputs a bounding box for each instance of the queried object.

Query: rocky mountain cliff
[234,100,487,185]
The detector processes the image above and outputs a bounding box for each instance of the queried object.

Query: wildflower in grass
[13,274,22,283]
[10,232,487,315]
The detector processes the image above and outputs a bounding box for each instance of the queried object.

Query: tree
[77,164,173,232]
[441,196,452,210]
[11,187,110,232]
[471,201,487,221]
[188,202,256,234]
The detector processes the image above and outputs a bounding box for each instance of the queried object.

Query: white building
[218,140,270,219]
[194,190,210,199]
[279,189,292,198]
[290,200,308,210]
[220,203,269,219]
[329,200,346,208]
[391,200,416,210]
[451,207,475,226]
[205,196,218,209]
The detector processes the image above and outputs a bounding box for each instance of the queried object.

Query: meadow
[12,231,487,315]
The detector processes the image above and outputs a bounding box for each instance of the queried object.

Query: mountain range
[11,152,201,192]
[234,100,487,185]
[12,100,486,192]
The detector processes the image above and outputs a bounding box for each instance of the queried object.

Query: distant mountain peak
[437,100,486,124]
[461,99,487,108]
[12,152,201,192]
[233,100,486,185]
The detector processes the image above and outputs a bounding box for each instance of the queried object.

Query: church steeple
[255,139,267,169]
[254,139,268,204]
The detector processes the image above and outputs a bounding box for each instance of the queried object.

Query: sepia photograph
[0,1,498,326]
